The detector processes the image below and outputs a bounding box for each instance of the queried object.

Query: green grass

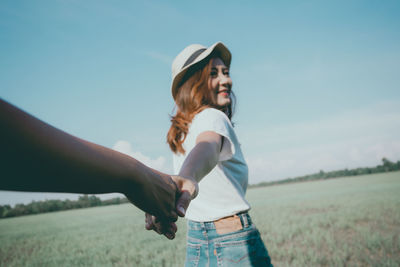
[1,172,399,266]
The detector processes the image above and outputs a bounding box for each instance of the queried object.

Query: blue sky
[1,0,400,205]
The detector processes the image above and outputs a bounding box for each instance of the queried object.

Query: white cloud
[246,139,400,184]
[241,101,400,184]
[112,140,171,173]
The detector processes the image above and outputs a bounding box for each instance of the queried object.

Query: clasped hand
[145,175,198,240]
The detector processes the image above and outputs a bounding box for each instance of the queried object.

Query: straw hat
[171,42,231,99]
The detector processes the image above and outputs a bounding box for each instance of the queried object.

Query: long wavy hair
[167,56,235,154]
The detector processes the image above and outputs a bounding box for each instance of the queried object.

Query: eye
[210,71,218,77]
[224,70,230,76]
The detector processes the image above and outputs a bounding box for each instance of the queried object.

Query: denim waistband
[187,212,252,230]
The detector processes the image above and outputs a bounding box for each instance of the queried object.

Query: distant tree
[249,157,400,189]
[0,205,11,218]
[88,195,101,207]
[382,157,398,171]
[0,194,131,219]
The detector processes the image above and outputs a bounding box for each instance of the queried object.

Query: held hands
[145,175,198,240]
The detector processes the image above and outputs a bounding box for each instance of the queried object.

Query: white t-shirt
[173,108,250,222]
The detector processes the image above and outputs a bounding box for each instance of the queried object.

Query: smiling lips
[218,90,230,96]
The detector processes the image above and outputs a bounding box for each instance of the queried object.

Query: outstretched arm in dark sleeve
[0,98,181,221]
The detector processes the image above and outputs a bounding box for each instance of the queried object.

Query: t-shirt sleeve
[190,108,236,161]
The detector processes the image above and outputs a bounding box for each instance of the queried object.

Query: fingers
[176,191,191,217]
[144,176,199,240]
[170,175,199,217]
[166,210,178,223]
[144,213,177,240]
[171,175,199,199]
[164,175,179,222]
[163,222,177,240]
[145,213,155,230]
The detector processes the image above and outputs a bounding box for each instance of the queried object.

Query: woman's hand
[171,175,199,216]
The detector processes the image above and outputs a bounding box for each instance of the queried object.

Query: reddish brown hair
[167,57,235,154]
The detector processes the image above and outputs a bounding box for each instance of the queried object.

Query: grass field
[1,172,399,266]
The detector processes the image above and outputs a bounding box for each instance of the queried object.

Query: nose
[218,73,230,88]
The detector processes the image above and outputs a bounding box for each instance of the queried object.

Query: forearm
[0,99,159,195]
[179,141,219,183]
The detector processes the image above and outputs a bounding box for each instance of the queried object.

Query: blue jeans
[185,213,273,267]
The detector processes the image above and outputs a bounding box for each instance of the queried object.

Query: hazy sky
[1,0,400,205]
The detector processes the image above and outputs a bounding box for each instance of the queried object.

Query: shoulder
[191,108,237,161]
[194,108,231,125]
[190,107,234,139]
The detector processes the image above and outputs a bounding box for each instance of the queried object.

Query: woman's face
[208,57,232,108]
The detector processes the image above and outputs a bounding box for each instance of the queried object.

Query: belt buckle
[214,215,243,235]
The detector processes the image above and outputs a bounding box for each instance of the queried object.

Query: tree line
[249,157,400,188]
[0,195,129,219]
[2,158,399,219]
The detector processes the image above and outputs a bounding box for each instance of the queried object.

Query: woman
[147,42,273,266]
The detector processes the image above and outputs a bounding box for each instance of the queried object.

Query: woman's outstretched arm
[0,98,192,222]
[145,131,220,235]
[178,131,222,183]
